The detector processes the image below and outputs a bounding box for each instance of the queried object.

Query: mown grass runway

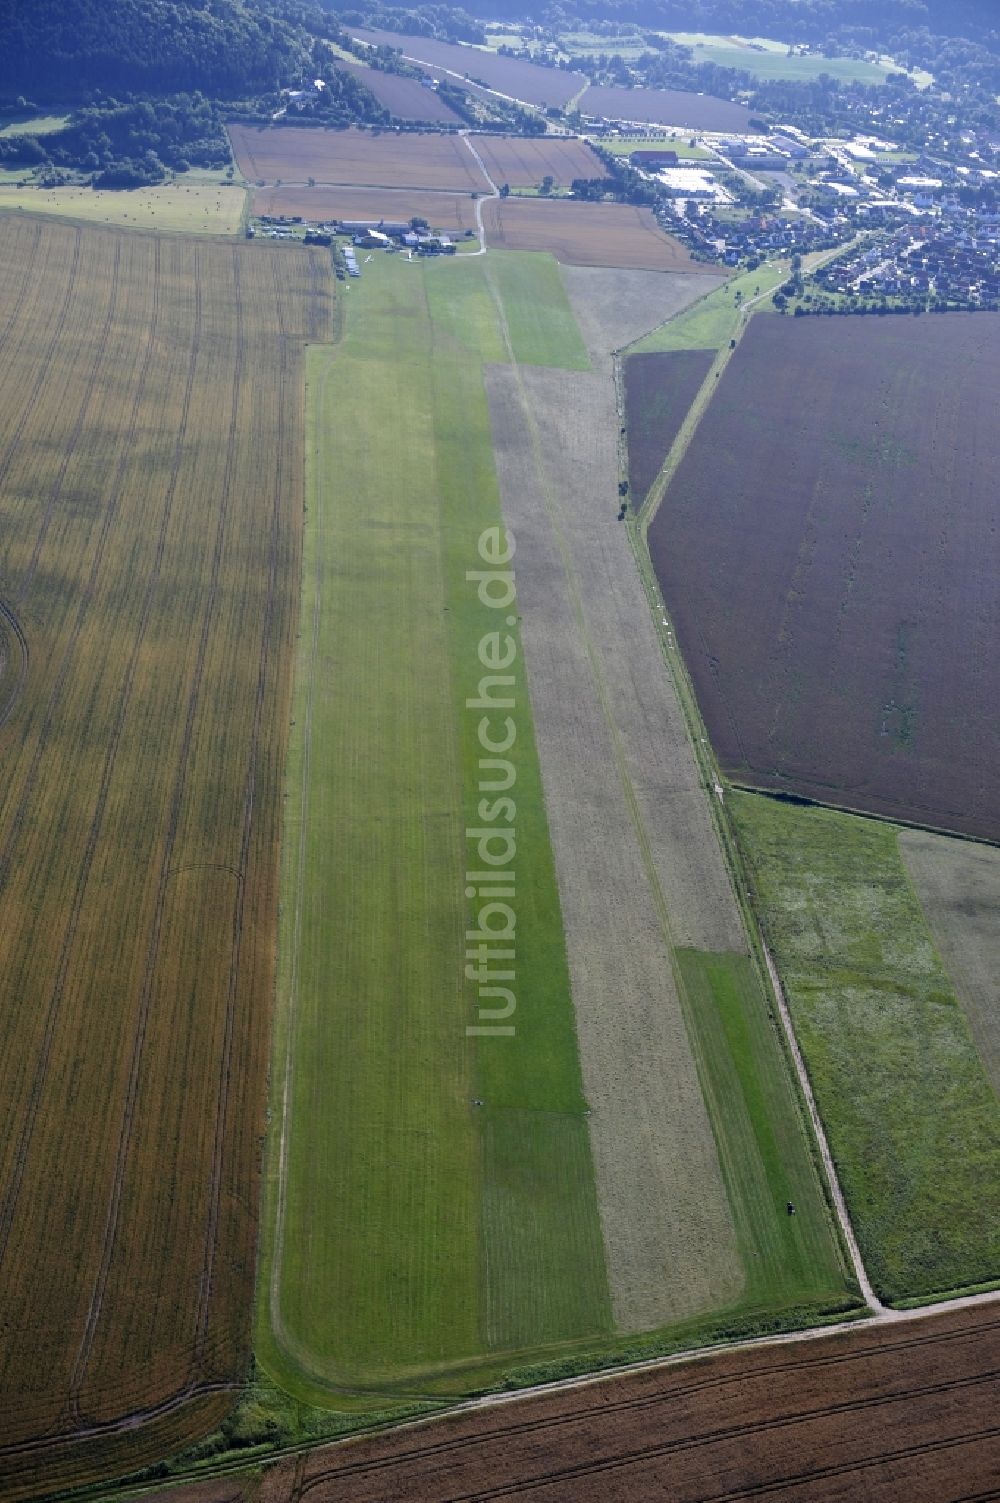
[260,250,857,1404]
[258,252,612,1399]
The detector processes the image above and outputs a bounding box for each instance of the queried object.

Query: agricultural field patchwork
[647,313,1000,843]
[0,216,330,1496]
[731,793,1000,1304]
[227,123,489,191]
[483,197,709,269]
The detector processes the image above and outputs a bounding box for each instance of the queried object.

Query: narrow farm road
[460,132,499,255]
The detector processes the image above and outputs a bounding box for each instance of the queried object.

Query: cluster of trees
[0,0,316,98]
[327,1,487,43]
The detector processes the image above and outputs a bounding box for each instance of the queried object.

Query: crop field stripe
[0,221,41,359]
[64,246,201,1409]
[0,237,163,1273]
[71,251,252,1408]
[20,237,124,595]
[289,1316,1000,1495]
[0,228,82,508]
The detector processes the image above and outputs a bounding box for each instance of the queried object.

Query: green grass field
[257,251,610,1399]
[662,33,892,83]
[730,793,1000,1305]
[0,113,70,136]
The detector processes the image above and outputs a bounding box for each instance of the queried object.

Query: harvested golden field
[227,123,488,191]
[472,133,606,189]
[0,216,331,1498]
[254,183,480,233]
[483,197,712,270]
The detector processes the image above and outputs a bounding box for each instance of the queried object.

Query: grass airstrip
[257,248,855,1404]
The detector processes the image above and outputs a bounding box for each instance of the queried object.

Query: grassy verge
[630,262,785,354]
[729,793,1000,1304]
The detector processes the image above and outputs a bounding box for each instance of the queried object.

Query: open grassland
[731,793,1000,1304]
[0,217,331,1497]
[578,83,752,130]
[340,63,464,123]
[624,349,716,503]
[352,28,587,108]
[648,313,1000,843]
[0,113,71,136]
[900,831,1000,1094]
[228,124,488,191]
[664,32,893,83]
[471,134,605,189]
[258,251,613,1400]
[254,184,480,233]
[482,267,850,1334]
[0,182,245,233]
[242,1306,1000,1502]
[483,197,708,270]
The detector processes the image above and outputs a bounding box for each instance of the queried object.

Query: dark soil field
[253,184,480,233]
[352,29,587,107]
[624,349,715,502]
[227,124,488,191]
[648,313,1000,843]
[0,216,330,1498]
[579,84,752,130]
[483,198,710,270]
[344,63,464,123]
[472,133,606,189]
[155,1306,999,1502]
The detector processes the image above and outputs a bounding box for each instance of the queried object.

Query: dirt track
[245,1305,1000,1502]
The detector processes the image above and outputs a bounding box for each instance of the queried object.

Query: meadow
[0,217,331,1496]
[663,32,893,84]
[646,312,1000,843]
[0,181,245,234]
[731,793,1000,1304]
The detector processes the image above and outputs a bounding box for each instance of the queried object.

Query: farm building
[336,219,411,235]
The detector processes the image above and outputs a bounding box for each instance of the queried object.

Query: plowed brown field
[472,134,605,188]
[0,216,331,1498]
[648,313,1000,842]
[220,1307,1000,1501]
[227,124,488,191]
[253,184,479,233]
[624,348,715,502]
[343,64,464,123]
[483,198,708,270]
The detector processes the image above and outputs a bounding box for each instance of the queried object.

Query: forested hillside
[0,0,311,98]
